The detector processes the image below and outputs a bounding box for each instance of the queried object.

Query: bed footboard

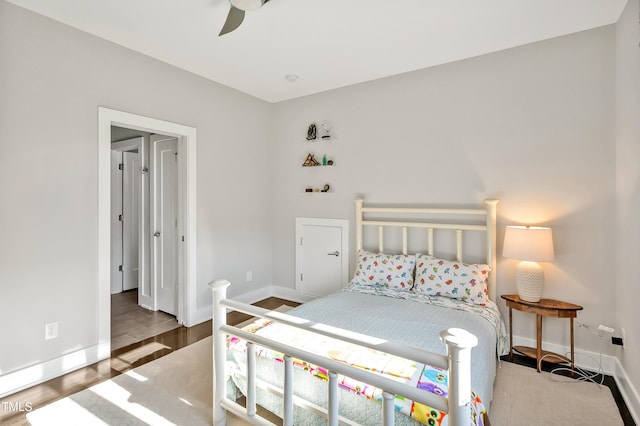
[211,280,479,426]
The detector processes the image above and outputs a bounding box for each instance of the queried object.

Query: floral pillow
[413,254,490,305]
[350,250,415,290]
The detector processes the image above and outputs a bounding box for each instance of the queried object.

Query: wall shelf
[301,121,336,193]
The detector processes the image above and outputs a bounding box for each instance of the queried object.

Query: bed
[211,198,507,426]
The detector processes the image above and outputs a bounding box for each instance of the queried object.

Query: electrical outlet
[246,271,252,282]
[45,321,58,340]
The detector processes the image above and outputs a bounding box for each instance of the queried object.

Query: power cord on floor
[540,352,605,386]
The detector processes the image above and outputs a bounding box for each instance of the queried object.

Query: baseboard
[269,285,316,304]
[511,335,617,374]
[230,286,274,305]
[188,304,217,327]
[613,358,640,425]
[224,285,316,306]
[189,285,312,327]
[0,343,109,399]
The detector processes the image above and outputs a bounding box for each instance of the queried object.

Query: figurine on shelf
[302,153,321,167]
[306,123,317,141]
[321,121,331,140]
[327,159,334,166]
[321,184,330,193]
[322,154,327,166]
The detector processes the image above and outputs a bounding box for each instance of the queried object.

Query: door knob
[327,251,340,257]
[154,232,161,237]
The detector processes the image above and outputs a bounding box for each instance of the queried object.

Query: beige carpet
[26,309,623,425]
[490,361,623,426]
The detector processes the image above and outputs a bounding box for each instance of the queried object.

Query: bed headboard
[354,199,499,302]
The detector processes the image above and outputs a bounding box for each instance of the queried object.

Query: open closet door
[151,135,179,316]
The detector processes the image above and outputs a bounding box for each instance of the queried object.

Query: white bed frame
[210,198,498,426]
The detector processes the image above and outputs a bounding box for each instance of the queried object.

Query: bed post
[355,198,364,253]
[440,328,478,426]
[211,279,231,426]
[484,199,499,302]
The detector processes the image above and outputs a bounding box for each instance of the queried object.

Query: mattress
[227,284,508,425]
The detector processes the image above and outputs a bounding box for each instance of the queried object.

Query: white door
[111,137,147,299]
[122,151,141,291]
[151,136,179,316]
[110,151,124,294]
[296,218,349,298]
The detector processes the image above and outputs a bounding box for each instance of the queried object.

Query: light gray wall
[0,1,273,375]
[2,0,638,408]
[271,26,618,357]
[616,0,640,411]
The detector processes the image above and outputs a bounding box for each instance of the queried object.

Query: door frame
[98,107,197,358]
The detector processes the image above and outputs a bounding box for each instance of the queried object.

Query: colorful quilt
[227,287,500,425]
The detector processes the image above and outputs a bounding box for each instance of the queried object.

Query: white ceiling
[7,0,627,103]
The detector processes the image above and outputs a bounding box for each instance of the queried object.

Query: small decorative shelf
[304,183,333,194]
[305,121,332,142]
[302,153,334,167]
[301,121,335,194]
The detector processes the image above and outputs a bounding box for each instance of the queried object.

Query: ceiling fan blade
[219,5,245,36]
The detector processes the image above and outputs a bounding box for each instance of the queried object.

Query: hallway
[111,290,180,351]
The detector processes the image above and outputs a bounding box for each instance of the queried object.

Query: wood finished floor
[0,296,299,426]
[110,289,180,351]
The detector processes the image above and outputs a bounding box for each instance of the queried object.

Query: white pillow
[350,250,415,290]
[413,253,490,305]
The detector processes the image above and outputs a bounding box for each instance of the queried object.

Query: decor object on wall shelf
[306,123,317,141]
[302,153,334,166]
[503,225,555,302]
[302,153,321,167]
[320,121,331,140]
[303,183,332,193]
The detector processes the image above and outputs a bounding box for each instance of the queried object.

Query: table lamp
[503,226,555,302]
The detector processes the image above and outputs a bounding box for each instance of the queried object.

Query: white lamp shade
[503,226,554,262]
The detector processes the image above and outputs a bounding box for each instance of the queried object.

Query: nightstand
[501,294,583,376]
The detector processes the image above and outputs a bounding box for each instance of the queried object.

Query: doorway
[98,107,197,359]
[110,128,182,350]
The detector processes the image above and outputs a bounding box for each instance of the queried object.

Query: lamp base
[516,261,544,302]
